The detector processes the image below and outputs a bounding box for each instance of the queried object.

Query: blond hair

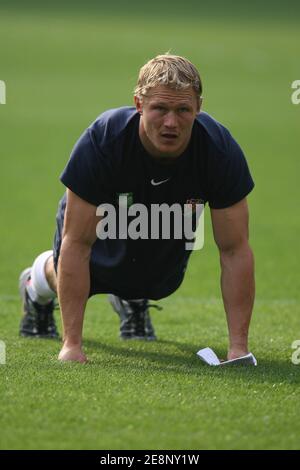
[134,54,202,99]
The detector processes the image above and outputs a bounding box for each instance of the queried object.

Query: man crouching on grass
[19,53,255,363]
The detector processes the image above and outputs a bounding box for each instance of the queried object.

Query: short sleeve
[208,135,254,209]
[60,129,113,206]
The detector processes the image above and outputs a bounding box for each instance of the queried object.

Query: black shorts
[52,197,187,301]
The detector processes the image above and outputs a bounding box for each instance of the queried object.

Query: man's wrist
[63,337,82,348]
[229,333,248,349]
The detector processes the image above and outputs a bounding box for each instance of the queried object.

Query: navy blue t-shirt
[57,107,254,299]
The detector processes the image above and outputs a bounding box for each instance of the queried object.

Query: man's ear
[134,95,143,114]
[197,96,203,113]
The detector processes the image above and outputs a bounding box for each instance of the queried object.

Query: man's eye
[178,107,189,113]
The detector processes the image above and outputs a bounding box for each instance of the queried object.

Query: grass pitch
[0,0,300,450]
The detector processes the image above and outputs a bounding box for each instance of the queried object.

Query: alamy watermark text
[96,196,205,251]
[291,340,300,365]
[291,80,300,104]
[0,80,6,104]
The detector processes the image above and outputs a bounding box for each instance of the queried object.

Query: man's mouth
[160,133,178,140]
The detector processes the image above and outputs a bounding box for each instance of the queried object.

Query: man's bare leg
[45,256,57,294]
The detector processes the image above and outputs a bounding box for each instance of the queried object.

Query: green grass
[0,2,300,450]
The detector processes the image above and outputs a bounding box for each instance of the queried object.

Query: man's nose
[164,111,177,128]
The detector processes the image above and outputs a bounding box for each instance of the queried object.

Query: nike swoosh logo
[151,178,171,186]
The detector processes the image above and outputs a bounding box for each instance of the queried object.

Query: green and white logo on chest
[117,192,134,208]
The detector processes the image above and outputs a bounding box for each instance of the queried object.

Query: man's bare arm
[57,189,101,363]
[210,198,255,360]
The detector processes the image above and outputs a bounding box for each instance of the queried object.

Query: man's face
[135,85,201,160]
